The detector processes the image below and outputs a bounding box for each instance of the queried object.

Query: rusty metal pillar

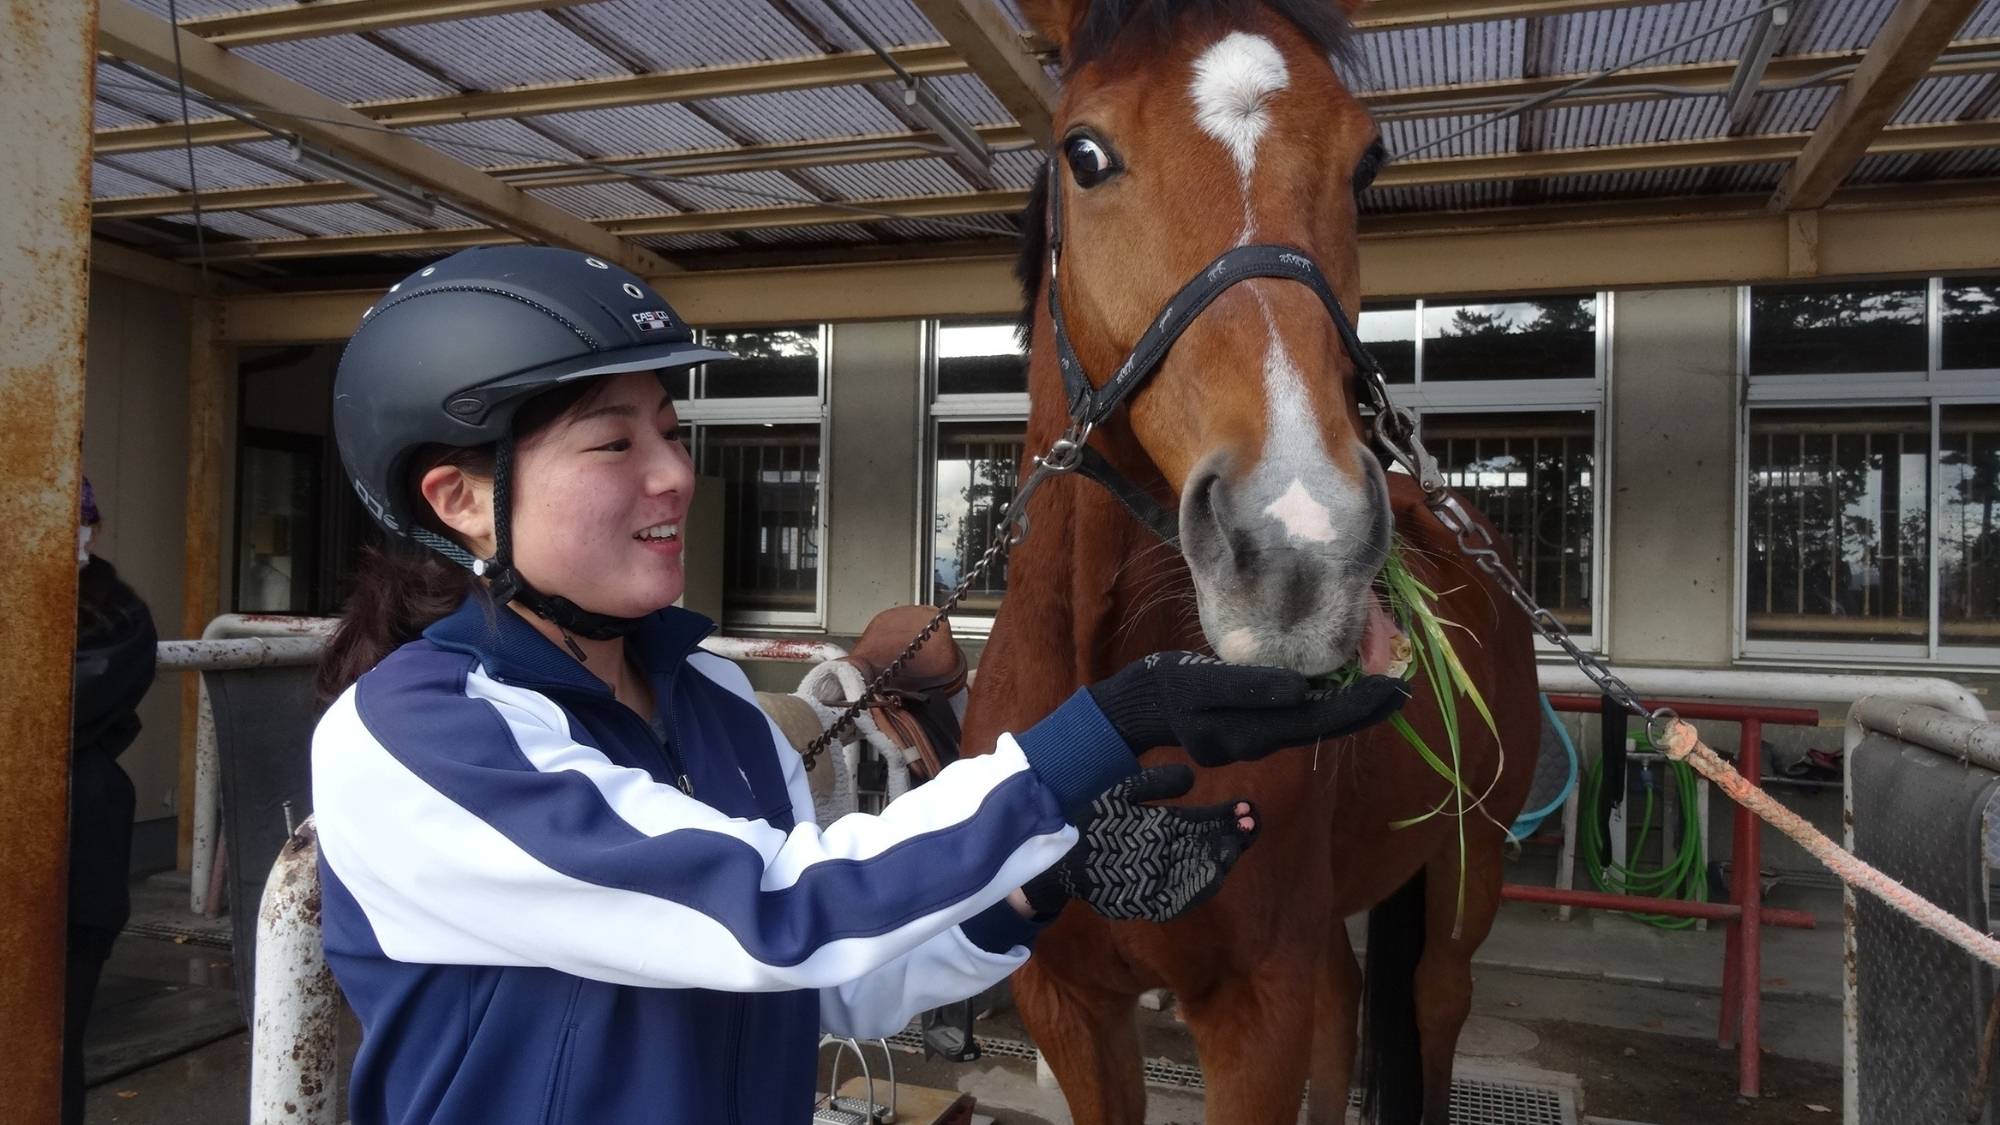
[178,299,228,870]
[0,0,99,1118]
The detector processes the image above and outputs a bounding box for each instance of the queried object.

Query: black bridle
[1039,160,1408,544]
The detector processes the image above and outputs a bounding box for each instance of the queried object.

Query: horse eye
[1063,134,1118,188]
[1352,139,1389,195]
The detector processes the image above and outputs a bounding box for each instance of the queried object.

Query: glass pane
[937,320,1027,396]
[699,327,820,398]
[1420,297,1595,380]
[1748,282,1926,375]
[1941,404,2000,646]
[236,442,319,614]
[933,421,1025,614]
[1359,302,1415,382]
[695,424,821,616]
[1422,411,1596,632]
[1942,276,2000,371]
[1745,408,1929,643]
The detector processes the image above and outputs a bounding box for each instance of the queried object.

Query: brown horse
[959,2,1542,1122]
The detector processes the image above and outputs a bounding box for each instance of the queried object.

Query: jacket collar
[423,593,716,698]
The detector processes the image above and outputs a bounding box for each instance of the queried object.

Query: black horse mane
[1013,0,1361,339]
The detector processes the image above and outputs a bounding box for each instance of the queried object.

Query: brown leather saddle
[842,605,967,784]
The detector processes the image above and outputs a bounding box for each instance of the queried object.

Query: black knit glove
[1087,652,1408,766]
[1022,765,1256,922]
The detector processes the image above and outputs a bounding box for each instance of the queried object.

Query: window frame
[920,319,1029,635]
[1733,282,2000,668]
[1381,291,1613,655]
[678,323,831,631]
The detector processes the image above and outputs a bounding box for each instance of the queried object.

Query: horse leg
[1305,918,1362,1125]
[1180,952,1319,1124]
[1011,959,1147,1125]
[1410,840,1508,1125]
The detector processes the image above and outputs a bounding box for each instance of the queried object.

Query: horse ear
[1334,0,1369,16]
[1018,0,1085,51]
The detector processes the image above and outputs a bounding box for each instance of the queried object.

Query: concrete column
[824,321,924,637]
[1607,287,1740,667]
[0,0,99,1116]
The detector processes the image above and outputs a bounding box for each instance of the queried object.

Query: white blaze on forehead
[1189,32,1290,180]
[1263,479,1337,544]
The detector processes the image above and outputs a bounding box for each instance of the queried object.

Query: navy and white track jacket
[311,595,1134,1125]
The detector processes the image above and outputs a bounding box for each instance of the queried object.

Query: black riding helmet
[333,245,733,639]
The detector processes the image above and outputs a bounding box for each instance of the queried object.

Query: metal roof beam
[1723,3,1791,133]
[95,0,672,275]
[1352,0,1658,30]
[907,0,1058,145]
[177,0,598,49]
[1771,0,1985,210]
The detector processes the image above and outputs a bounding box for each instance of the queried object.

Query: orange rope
[1658,720,2000,972]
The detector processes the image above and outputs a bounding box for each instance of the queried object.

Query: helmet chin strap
[416,434,646,659]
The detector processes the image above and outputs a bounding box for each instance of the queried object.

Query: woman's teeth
[636,523,679,541]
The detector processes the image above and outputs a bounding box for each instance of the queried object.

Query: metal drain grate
[124,919,233,950]
[885,1028,1580,1125]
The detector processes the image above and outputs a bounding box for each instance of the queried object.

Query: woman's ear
[418,464,494,557]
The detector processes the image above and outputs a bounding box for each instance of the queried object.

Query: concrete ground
[77,861,1846,1124]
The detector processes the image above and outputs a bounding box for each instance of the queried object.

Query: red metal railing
[1501,696,1824,1099]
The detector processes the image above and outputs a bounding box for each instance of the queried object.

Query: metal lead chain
[1370,415,1679,746]
[799,427,1089,771]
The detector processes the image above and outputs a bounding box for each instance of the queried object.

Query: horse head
[1019,0,1395,677]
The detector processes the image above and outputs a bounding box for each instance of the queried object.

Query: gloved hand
[1087,652,1408,766]
[1022,765,1257,922]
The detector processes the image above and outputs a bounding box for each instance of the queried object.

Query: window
[234,430,323,614]
[1739,279,2000,662]
[1378,294,1608,643]
[925,320,1028,621]
[680,325,827,627]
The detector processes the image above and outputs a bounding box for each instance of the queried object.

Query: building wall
[83,271,192,869]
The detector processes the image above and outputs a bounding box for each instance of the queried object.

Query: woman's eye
[662,428,684,445]
[1063,134,1118,188]
[595,438,631,453]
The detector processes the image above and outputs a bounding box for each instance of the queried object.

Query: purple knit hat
[80,477,100,527]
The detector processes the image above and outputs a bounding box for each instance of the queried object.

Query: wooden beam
[92,44,969,154]
[907,0,1059,145]
[95,0,671,275]
[181,0,597,48]
[1353,0,1653,30]
[90,237,257,295]
[1771,0,1985,211]
[218,183,2000,340]
[92,125,1036,218]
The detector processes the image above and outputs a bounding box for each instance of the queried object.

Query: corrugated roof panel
[808,157,973,198]
[1535,165,1728,199]
[403,119,583,165]
[566,0,825,69]
[531,103,736,156]
[1383,113,1519,159]
[1927,148,2000,176]
[699,85,906,142]
[95,61,206,121]
[1360,180,1513,214]
[1790,0,1895,53]
[1892,75,1991,124]
[232,36,463,102]
[1704,160,1788,192]
[92,100,155,129]
[667,170,820,211]
[269,202,427,236]
[1352,20,1526,93]
[157,209,306,241]
[788,0,941,49]
[991,148,1046,188]
[124,0,280,19]
[373,11,625,88]
[637,231,740,251]
[527,180,681,219]
[922,74,1016,127]
[91,162,174,198]
[1534,0,1765,73]
[1846,153,1925,184]
[96,145,301,191]
[1966,0,2000,38]
[737,223,879,244]
[1530,95,1728,149]
[1741,86,1839,135]
[874,215,1020,241]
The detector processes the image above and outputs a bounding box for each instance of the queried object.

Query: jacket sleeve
[312,654,1127,995]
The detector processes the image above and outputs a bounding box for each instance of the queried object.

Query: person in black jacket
[65,479,157,1125]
